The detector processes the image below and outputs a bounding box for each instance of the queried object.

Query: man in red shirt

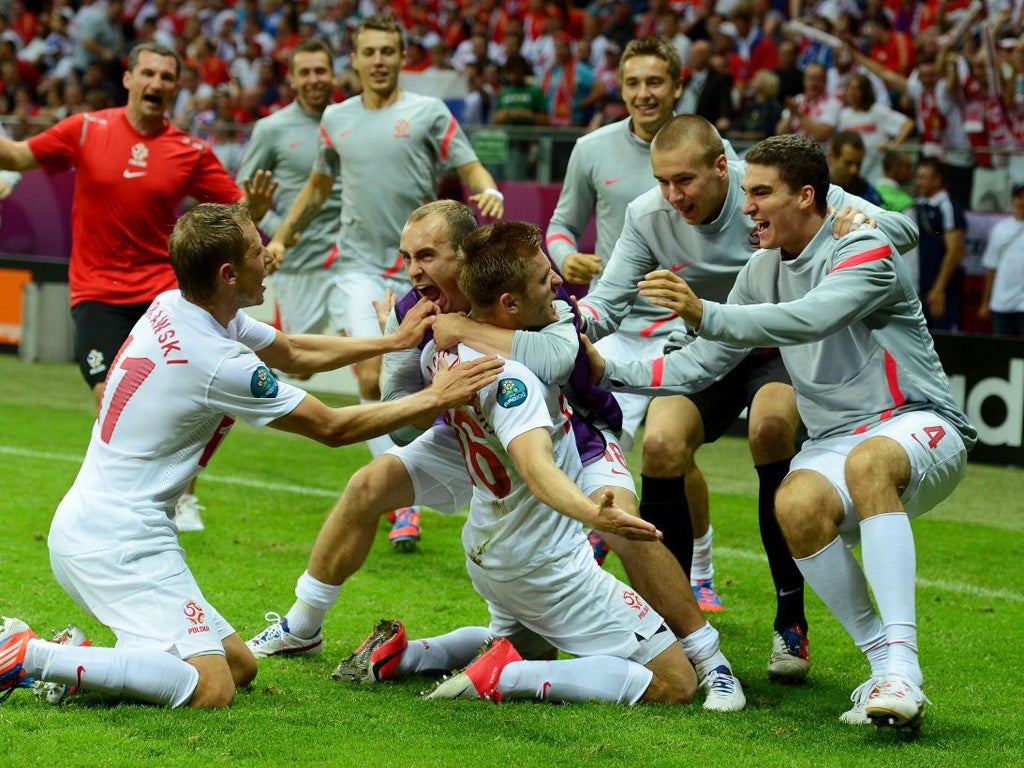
[0,42,273,530]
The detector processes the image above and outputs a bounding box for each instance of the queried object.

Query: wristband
[482,187,504,201]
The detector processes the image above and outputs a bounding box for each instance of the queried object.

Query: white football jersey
[422,341,588,580]
[50,291,306,554]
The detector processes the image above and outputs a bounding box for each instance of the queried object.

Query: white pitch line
[5,444,1022,603]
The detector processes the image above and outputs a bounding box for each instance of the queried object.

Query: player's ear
[498,291,518,314]
[219,262,237,286]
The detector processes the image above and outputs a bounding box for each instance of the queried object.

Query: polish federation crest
[183,600,206,625]
[496,378,527,408]
[129,142,149,168]
[394,118,411,139]
[251,366,279,398]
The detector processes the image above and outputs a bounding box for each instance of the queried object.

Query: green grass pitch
[1,355,1022,767]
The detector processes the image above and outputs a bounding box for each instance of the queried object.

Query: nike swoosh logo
[541,681,551,699]
[122,170,147,179]
[670,262,690,272]
[288,141,302,150]
[778,587,802,597]
[610,468,630,476]
[338,130,354,139]
[604,177,623,186]
[75,665,86,689]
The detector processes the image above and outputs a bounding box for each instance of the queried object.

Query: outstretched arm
[508,427,660,540]
[270,355,503,447]
[257,297,438,375]
[458,160,505,219]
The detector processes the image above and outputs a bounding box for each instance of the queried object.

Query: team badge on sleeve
[251,366,279,398]
[496,378,527,408]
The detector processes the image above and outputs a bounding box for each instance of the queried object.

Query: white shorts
[468,542,676,663]
[594,331,658,449]
[393,425,636,514]
[50,542,234,660]
[579,430,637,498]
[271,268,347,335]
[791,411,968,547]
[391,423,472,514]
[335,271,411,338]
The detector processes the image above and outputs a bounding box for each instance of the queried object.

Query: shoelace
[705,666,737,694]
[251,612,285,645]
[850,678,877,708]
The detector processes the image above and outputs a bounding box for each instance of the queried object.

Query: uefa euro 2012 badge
[251,366,279,398]
[496,378,527,408]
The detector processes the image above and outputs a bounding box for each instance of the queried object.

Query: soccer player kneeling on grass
[0,202,501,709]
[332,222,697,706]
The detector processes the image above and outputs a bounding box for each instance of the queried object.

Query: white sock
[860,513,921,686]
[287,571,342,638]
[25,639,200,708]
[690,526,715,582]
[795,536,887,676]
[678,621,726,676]
[398,626,491,676]
[497,657,653,705]
[360,398,396,458]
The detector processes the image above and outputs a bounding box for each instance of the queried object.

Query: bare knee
[774,471,844,557]
[642,428,697,477]
[844,437,910,510]
[748,413,796,464]
[225,636,258,688]
[355,365,382,401]
[641,645,697,705]
[187,659,237,709]
[642,665,697,705]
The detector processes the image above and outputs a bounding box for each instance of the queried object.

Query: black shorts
[687,349,791,443]
[71,301,151,388]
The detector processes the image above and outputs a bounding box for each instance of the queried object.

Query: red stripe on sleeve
[828,244,892,274]
[884,350,906,407]
[639,315,677,338]
[546,233,575,247]
[319,125,334,150]
[578,302,599,320]
[383,252,405,277]
[651,357,664,386]
[323,245,339,268]
[439,116,458,162]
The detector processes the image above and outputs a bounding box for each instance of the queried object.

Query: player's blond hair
[170,202,252,302]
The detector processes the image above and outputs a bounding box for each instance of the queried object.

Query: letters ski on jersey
[27,108,243,306]
[49,291,305,555]
[313,91,478,277]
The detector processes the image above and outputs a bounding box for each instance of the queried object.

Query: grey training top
[604,220,976,448]
[314,91,479,277]
[236,101,343,273]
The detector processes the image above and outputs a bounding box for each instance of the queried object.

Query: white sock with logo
[398,626,491,676]
[25,640,200,708]
[497,657,652,705]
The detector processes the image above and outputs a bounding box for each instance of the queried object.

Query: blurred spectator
[656,9,691,68]
[453,24,501,71]
[864,14,916,78]
[428,41,455,71]
[979,182,1024,336]
[794,16,835,72]
[727,1,778,89]
[828,130,883,206]
[953,49,1017,212]
[462,61,497,126]
[601,0,634,52]
[851,43,975,210]
[678,39,733,133]
[876,147,916,212]
[728,67,781,141]
[73,0,126,80]
[827,44,891,108]
[773,38,803,102]
[914,157,967,332]
[402,38,432,72]
[835,72,914,184]
[775,62,839,150]
[588,40,626,129]
[492,52,549,126]
[540,32,596,126]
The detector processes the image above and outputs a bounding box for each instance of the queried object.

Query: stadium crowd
[1,0,1023,209]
